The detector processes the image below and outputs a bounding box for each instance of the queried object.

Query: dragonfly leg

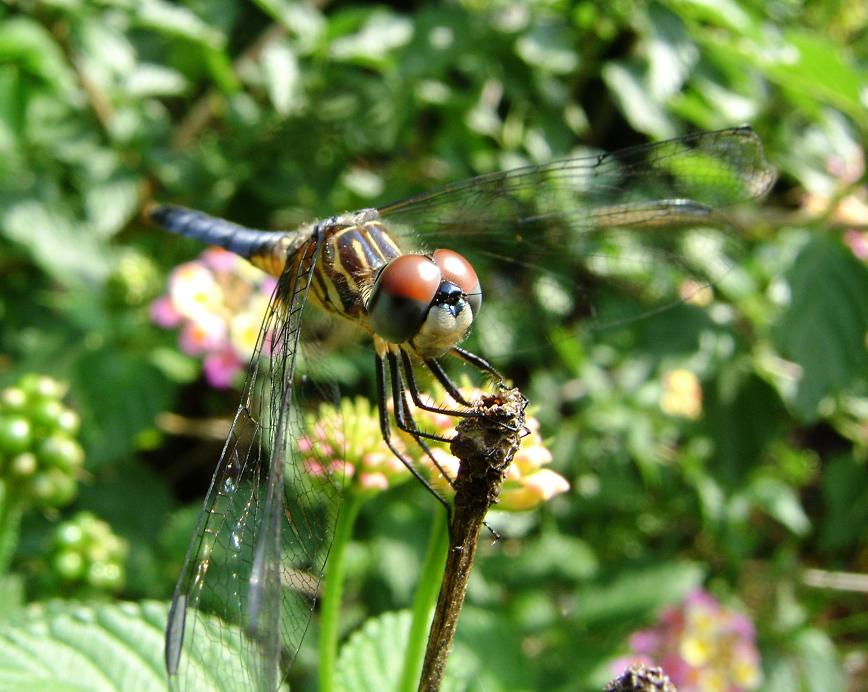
[387,352,454,444]
[451,346,506,385]
[387,353,461,492]
[400,350,480,418]
[425,348,526,435]
[374,354,453,520]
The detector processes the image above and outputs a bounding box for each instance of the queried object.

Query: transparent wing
[165,236,341,691]
[379,127,776,343]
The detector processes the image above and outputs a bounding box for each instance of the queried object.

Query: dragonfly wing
[379,127,775,225]
[166,235,338,691]
[379,128,776,336]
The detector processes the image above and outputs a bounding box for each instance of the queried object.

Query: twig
[418,388,526,691]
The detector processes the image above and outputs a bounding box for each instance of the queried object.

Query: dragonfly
[149,126,776,690]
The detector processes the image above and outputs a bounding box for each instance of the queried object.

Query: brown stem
[418,388,526,691]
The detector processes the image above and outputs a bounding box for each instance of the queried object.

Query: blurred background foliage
[0,0,866,690]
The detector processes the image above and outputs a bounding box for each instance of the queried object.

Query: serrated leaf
[335,610,469,692]
[335,610,410,691]
[0,601,250,692]
[773,235,868,419]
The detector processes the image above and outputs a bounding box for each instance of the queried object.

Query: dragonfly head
[367,249,482,357]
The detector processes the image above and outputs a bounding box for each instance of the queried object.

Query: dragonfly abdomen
[146,205,277,258]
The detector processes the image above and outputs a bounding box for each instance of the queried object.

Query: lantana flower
[613,589,762,692]
[151,248,275,388]
[298,397,411,495]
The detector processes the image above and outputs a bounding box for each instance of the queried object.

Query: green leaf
[72,348,172,467]
[0,601,250,691]
[601,61,677,138]
[1,199,111,289]
[0,17,78,96]
[704,367,786,487]
[133,0,225,49]
[84,175,141,239]
[260,39,301,117]
[773,235,868,419]
[335,610,470,692]
[328,11,413,68]
[819,454,868,551]
[0,575,24,619]
[515,23,579,74]
[335,610,409,691]
[0,601,165,691]
[764,627,843,692]
[123,63,188,98]
[763,32,867,127]
[746,477,810,535]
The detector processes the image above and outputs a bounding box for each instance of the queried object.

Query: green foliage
[0,601,243,691]
[0,0,866,690]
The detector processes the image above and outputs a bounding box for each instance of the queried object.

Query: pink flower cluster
[298,397,411,495]
[151,248,277,388]
[614,589,762,692]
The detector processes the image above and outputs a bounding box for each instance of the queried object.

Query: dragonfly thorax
[367,249,481,358]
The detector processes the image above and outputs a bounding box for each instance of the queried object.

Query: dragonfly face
[148,126,776,690]
[367,248,482,357]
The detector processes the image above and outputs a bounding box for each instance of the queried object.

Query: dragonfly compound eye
[368,255,441,344]
[433,249,482,316]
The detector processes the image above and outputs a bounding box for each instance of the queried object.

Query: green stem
[398,507,449,692]
[318,492,364,692]
[0,480,24,576]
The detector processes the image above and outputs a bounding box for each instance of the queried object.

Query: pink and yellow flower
[152,249,276,388]
[613,589,762,692]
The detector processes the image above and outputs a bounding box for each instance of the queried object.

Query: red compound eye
[367,255,441,344]
[433,249,482,315]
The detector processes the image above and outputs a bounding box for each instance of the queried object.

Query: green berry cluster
[50,511,128,592]
[0,375,84,509]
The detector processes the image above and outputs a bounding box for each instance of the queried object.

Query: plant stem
[397,507,449,692]
[419,389,525,691]
[0,480,24,577]
[318,491,363,692]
